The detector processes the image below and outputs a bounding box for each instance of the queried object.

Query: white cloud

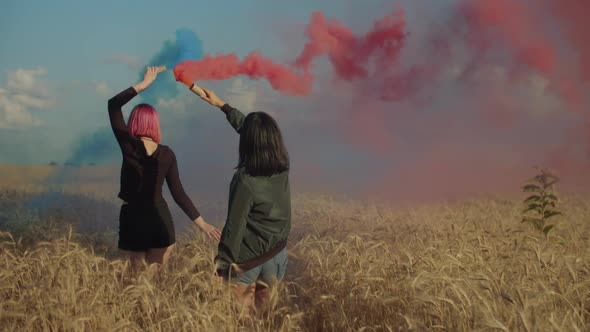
[94,81,113,97]
[151,78,280,122]
[157,95,192,113]
[0,90,41,128]
[450,62,560,118]
[0,67,53,128]
[7,67,49,95]
[12,93,51,109]
[522,74,560,116]
[155,78,263,114]
[101,55,141,70]
[226,78,258,113]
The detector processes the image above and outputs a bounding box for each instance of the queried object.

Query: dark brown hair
[238,112,289,176]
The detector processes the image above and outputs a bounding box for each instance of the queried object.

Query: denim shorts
[232,247,288,286]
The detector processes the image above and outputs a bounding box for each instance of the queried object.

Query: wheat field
[1,173,589,331]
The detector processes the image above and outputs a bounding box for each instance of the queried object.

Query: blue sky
[0,0,588,199]
[0,0,408,164]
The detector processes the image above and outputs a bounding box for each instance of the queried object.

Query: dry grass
[1,189,589,331]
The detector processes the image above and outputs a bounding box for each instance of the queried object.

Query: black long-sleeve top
[108,87,200,221]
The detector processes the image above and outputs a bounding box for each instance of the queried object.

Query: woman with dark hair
[108,67,221,271]
[193,85,291,311]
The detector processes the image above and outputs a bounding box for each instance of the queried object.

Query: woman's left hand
[133,66,160,93]
[200,223,222,243]
[194,217,222,242]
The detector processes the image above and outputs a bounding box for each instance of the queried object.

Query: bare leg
[121,250,146,274]
[146,244,175,273]
[254,283,271,311]
[232,283,256,313]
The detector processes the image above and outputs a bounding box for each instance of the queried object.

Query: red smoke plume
[461,0,556,75]
[459,0,590,111]
[174,2,589,112]
[294,11,407,79]
[174,11,408,98]
[547,0,590,82]
[174,52,312,96]
[174,0,590,199]
[460,0,590,159]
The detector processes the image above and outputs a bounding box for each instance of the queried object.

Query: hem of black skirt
[118,241,176,252]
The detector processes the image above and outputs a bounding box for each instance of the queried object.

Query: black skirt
[118,199,175,251]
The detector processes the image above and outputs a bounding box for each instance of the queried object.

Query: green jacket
[215,105,291,269]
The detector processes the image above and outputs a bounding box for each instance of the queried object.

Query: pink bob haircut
[128,103,161,143]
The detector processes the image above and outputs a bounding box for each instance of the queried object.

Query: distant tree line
[47,162,97,167]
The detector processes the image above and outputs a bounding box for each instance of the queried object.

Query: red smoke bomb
[176,72,207,98]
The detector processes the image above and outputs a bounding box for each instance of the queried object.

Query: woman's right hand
[133,66,160,93]
[199,87,226,108]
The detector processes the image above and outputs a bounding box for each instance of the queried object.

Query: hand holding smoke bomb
[198,86,226,108]
[189,84,207,98]
[175,73,207,98]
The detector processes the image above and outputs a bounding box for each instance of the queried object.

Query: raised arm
[107,66,160,150]
[220,103,245,133]
[108,87,137,147]
[165,151,221,241]
[194,86,246,133]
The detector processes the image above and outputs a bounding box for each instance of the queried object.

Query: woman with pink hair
[108,66,221,270]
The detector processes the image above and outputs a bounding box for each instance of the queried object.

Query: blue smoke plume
[64,28,203,166]
[66,128,118,166]
[139,28,204,105]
